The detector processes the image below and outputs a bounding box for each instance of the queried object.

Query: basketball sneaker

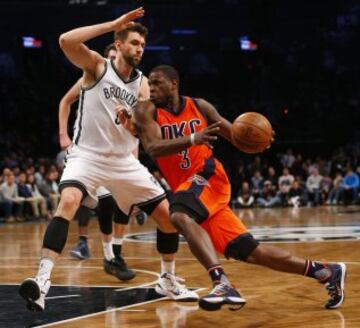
[19,277,51,312]
[103,256,136,281]
[135,211,147,226]
[69,239,91,260]
[155,273,199,301]
[324,263,347,309]
[199,283,246,311]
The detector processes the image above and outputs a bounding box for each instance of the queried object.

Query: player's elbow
[59,33,74,50]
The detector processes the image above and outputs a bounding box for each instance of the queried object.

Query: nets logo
[125,225,360,244]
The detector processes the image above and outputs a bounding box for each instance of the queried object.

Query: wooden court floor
[0,205,359,327]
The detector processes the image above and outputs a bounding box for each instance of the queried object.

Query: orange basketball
[231,112,273,154]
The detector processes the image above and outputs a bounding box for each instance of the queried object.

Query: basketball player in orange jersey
[19,9,198,312]
[121,65,346,311]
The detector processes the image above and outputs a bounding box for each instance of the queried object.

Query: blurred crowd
[1,142,359,223]
[231,145,360,208]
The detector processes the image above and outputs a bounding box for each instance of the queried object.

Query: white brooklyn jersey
[72,59,142,156]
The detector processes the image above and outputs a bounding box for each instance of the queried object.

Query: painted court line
[35,287,205,328]
[46,294,80,300]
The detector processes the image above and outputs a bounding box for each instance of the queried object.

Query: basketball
[231,112,273,154]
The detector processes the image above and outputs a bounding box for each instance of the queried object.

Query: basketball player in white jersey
[19,8,198,312]
[59,43,144,281]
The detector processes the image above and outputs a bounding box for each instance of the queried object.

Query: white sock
[102,241,115,261]
[161,259,175,275]
[36,257,54,283]
[112,237,123,246]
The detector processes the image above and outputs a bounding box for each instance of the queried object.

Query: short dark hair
[151,65,180,85]
[114,23,148,41]
[103,43,116,57]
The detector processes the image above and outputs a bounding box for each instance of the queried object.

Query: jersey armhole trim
[81,60,108,91]
[191,97,209,124]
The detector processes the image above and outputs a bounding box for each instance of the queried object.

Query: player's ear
[171,79,178,90]
[114,39,122,49]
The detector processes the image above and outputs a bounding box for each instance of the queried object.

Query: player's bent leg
[227,236,347,309]
[98,196,135,281]
[150,198,177,233]
[144,199,198,301]
[170,212,218,269]
[19,187,83,312]
[69,206,92,260]
[196,208,247,311]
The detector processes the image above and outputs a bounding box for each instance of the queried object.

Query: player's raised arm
[134,101,220,158]
[58,78,82,149]
[59,7,144,72]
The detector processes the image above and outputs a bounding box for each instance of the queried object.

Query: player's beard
[123,53,141,68]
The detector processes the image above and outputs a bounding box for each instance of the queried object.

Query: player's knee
[170,212,192,233]
[113,206,129,225]
[43,217,70,254]
[224,233,260,261]
[156,228,179,254]
[60,191,80,212]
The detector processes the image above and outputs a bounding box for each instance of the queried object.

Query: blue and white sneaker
[135,211,147,226]
[199,283,246,311]
[69,240,91,260]
[324,263,347,309]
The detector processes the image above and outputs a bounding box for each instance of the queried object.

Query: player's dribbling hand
[116,106,137,136]
[112,7,145,31]
[266,130,276,149]
[194,121,221,149]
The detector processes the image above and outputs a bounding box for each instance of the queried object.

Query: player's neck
[113,57,134,81]
[168,94,181,113]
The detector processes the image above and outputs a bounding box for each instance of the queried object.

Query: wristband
[190,133,196,146]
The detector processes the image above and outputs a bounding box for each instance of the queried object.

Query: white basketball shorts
[59,145,165,214]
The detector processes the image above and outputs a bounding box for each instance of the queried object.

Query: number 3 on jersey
[179,150,191,169]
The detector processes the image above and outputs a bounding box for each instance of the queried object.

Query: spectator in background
[281,149,295,168]
[38,170,60,216]
[266,166,278,187]
[0,173,25,222]
[27,174,48,219]
[17,172,34,219]
[247,156,265,177]
[236,181,254,208]
[250,170,264,199]
[278,167,295,206]
[306,168,323,206]
[288,180,306,208]
[34,165,46,186]
[320,174,333,204]
[256,180,280,208]
[326,172,344,205]
[342,166,359,204]
[291,154,305,178]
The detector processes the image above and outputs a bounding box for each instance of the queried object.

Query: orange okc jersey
[155,96,248,255]
[155,96,212,191]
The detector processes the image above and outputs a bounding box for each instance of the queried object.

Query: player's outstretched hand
[116,106,137,136]
[112,7,145,32]
[266,130,276,149]
[194,121,221,149]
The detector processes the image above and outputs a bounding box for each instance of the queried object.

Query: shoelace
[164,274,187,294]
[210,283,229,296]
[325,282,339,298]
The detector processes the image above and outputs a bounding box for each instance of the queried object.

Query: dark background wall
[0,0,359,160]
